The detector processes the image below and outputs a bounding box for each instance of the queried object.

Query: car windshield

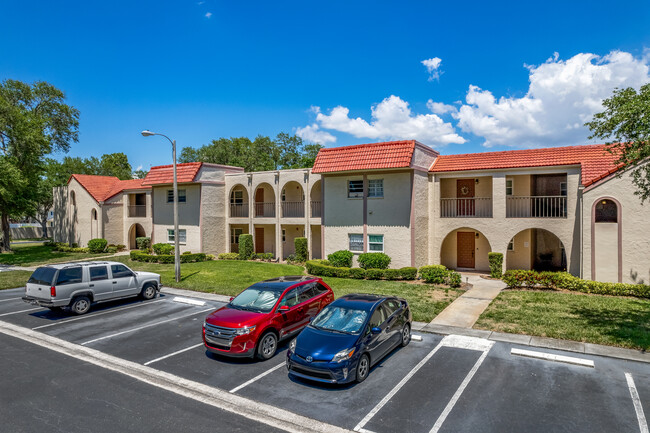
[28,267,57,286]
[230,286,281,313]
[311,305,368,334]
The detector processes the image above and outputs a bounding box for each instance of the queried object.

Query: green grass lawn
[0,243,109,267]
[111,257,460,322]
[475,290,650,350]
[0,271,33,290]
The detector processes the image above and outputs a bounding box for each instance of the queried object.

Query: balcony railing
[507,196,567,218]
[230,203,249,218]
[128,205,146,218]
[311,201,322,218]
[281,201,305,218]
[440,197,493,218]
[254,202,276,218]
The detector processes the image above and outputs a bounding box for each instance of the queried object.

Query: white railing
[281,201,305,218]
[230,203,249,218]
[311,201,322,218]
[506,196,567,218]
[440,198,492,218]
[254,202,276,217]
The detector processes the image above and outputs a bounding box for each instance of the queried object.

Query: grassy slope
[0,243,108,267]
[0,271,33,290]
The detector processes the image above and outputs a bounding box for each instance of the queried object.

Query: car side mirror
[229,297,234,302]
[279,305,290,313]
[371,327,381,334]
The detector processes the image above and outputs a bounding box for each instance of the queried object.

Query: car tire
[400,323,411,347]
[70,296,91,315]
[140,283,157,300]
[256,332,278,360]
[356,353,370,383]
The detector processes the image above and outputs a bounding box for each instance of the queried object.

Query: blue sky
[2,0,649,171]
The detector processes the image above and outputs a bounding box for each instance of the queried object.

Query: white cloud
[205,12,212,18]
[136,165,143,171]
[422,57,443,81]
[295,124,337,145]
[308,95,465,146]
[427,99,457,115]
[456,50,650,147]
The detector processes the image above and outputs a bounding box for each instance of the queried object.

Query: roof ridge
[319,140,416,153]
[437,143,609,160]
[149,161,203,170]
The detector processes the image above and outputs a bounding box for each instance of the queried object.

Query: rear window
[55,267,83,285]
[28,267,57,286]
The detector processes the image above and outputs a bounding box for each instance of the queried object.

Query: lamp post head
[141,130,155,137]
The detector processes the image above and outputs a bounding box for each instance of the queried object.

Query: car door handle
[112,281,117,284]
[89,284,94,287]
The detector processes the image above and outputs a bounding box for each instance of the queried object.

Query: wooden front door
[456,179,475,216]
[457,232,475,268]
[255,228,264,253]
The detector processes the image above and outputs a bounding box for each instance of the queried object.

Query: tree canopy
[586,83,650,202]
[45,153,134,186]
[179,133,323,172]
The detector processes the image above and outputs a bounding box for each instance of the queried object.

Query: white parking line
[0,307,42,317]
[625,373,649,433]
[144,343,204,366]
[511,348,595,368]
[32,299,166,330]
[81,307,213,345]
[0,297,21,303]
[172,297,206,306]
[230,362,286,393]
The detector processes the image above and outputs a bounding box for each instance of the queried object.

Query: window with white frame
[349,234,363,252]
[230,228,243,244]
[167,189,186,203]
[505,179,514,196]
[368,179,384,198]
[348,180,363,198]
[507,239,514,251]
[368,234,384,252]
[167,229,187,243]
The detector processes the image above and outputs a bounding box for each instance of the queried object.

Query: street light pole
[141,130,181,282]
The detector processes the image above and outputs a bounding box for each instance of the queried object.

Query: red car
[202,276,335,360]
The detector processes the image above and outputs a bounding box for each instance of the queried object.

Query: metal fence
[311,201,322,218]
[506,196,567,218]
[440,197,492,218]
[254,202,276,218]
[230,203,249,218]
[281,201,305,218]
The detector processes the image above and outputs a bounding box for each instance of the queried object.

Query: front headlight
[235,326,256,335]
[332,348,355,363]
[289,339,296,351]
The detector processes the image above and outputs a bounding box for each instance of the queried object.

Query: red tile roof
[70,175,149,202]
[142,162,203,186]
[312,140,418,174]
[430,144,622,187]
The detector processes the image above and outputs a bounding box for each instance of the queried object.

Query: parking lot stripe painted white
[0,297,21,303]
[511,348,595,368]
[230,362,286,394]
[0,307,42,317]
[354,338,446,432]
[172,297,206,306]
[358,428,377,433]
[32,299,167,330]
[430,347,492,433]
[80,307,213,345]
[0,320,349,433]
[143,343,204,366]
[441,334,494,352]
[625,373,649,433]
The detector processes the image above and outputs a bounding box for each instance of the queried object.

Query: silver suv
[22,261,161,315]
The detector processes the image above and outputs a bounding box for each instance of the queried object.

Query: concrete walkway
[429,272,506,328]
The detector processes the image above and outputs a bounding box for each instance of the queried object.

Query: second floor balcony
[506,196,567,218]
[230,203,249,218]
[441,197,493,218]
[128,205,147,218]
[281,201,305,218]
[255,202,276,218]
[311,200,322,218]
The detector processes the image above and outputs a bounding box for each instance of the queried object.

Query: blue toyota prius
[286,293,412,384]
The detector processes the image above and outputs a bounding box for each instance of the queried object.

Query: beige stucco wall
[505,229,533,270]
[62,178,102,247]
[507,175,532,196]
[152,184,201,253]
[121,191,152,248]
[593,223,618,282]
[311,225,322,259]
[52,186,70,243]
[200,184,227,254]
[413,171,429,268]
[282,224,305,257]
[440,176,492,198]
[102,198,124,246]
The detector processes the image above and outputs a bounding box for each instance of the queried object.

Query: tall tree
[0,80,79,251]
[586,83,650,202]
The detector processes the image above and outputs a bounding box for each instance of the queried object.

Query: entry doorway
[255,227,265,253]
[457,231,475,268]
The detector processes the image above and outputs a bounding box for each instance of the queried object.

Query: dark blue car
[286,293,412,384]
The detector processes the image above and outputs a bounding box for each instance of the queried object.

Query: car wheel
[257,332,278,360]
[140,284,156,300]
[356,353,370,383]
[70,296,91,315]
[401,323,411,347]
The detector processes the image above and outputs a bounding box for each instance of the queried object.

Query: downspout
[578,185,585,278]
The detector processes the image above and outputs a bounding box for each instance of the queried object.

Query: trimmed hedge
[136,237,151,251]
[418,265,462,288]
[328,250,354,268]
[252,252,274,261]
[87,238,108,253]
[218,253,239,260]
[153,243,174,255]
[295,237,308,262]
[502,270,650,299]
[130,251,208,264]
[357,252,391,270]
[239,234,254,260]
[488,252,503,278]
[305,260,417,281]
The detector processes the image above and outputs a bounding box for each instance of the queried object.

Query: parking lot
[1,287,648,433]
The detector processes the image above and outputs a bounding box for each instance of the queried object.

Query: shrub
[107,246,118,254]
[357,252,391,270]
[182,251,192,255]
[447,271,462,288]
[206,254,215,260]
[218,252,239,260]
[152,243,174,255]
[334,267,351,278]
[286,253,299,264]
[130,251,208,264]
[399,267,417,280]
[71,243,79,248]
[365,269,385,280]
[306,260,339,278]
[295,237,308,262]
[50,242,67,251]
[419,265,448,284]
[328,250,354,268]
[384,269,402,280]
[261,252,274,261]
[116,244,126,252]
[238,234,254,260]
[136,237,151,251]
[349,268,366,279]
[488,252,504,278]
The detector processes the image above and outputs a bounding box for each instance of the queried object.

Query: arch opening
[310,180,322,218]
[506,228,566,272]
[129,223,147,250]
[281,181,304,218]
[440,228,492,271]
[254,183,275,218]
[229,184,249,217]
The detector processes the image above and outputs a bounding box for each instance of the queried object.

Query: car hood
[135,271,160,280]
[295,326,360,362]
[205,305,264,328]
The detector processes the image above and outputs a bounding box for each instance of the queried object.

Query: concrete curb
[160,287,231,303]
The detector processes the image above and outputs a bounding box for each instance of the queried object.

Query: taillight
[50,286,56,297]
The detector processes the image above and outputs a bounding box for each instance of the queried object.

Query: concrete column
[275,172,282,260]
[431,177,441,265]
[492,174,506,219]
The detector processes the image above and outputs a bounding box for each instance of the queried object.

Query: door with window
[457,232,475,268]
[88,265,113,300]
[456,179,475,216]
[365,303,391,360]
[277,287,307,339]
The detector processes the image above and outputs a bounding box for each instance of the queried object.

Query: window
[70,191,76,206]
[111,264,133,279]
[314,283,329,295]
[349,234,363,252]
[369,304,387,328]
[279,288,299,308]
[595,199,618,223]
[92,209,97,220]
[384,299,401,316]
[368,179,384,198]
[281,188,286,201]
[560,182,567,196]
[368,234,384,252]
[89,266,108,281]
[230,228,243,244]
[507,239,514,251]
[282,229,286,242]
[167,229,187,243]
[298,283,316,303]
[230,190,243,205]
[505,179,514,196]
[167,189,186,203]
[56,267,82,285]
[348,180,363,198]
